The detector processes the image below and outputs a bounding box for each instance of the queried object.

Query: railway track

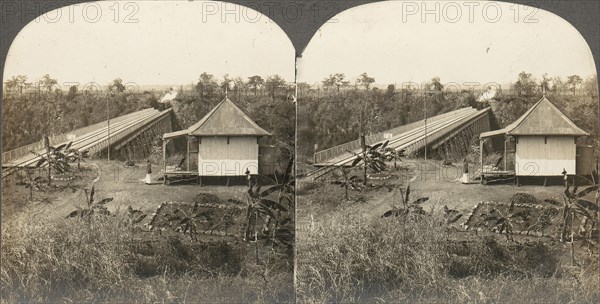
[304,107,487,180]
[2,108,171,179]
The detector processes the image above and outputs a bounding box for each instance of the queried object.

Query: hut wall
[515,135,576,176]
[198,136,259,176]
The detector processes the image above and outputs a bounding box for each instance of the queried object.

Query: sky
[3,1,295,87]
[297,0,597,87]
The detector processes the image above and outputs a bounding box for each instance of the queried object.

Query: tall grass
[1,211,293,303]
[297,212,450,302]
[297,210,599,303]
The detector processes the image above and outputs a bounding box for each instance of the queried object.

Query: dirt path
[316,159,564,224]
[3,160,249,224]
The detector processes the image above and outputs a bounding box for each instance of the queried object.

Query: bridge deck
[314,107,487,167]
[307,107,490,179]
[2,108,172,178]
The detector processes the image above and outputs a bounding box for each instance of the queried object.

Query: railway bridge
[307,106,491,179]
[2,107,173,179]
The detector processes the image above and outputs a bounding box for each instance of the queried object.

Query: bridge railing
[2,109,155,164]
[313,107,475,164]
[86,109,172,155]
[404,108,489,155]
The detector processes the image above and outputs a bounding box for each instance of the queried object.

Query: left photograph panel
[1,1,295,302]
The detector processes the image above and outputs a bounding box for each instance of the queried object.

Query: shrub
[193,193,222,205]
[510,192,538,205]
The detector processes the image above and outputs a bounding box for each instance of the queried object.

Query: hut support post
[186,138,191,171]
[479,138,484,184]
[162,139,168,185]
[504,137,508,171]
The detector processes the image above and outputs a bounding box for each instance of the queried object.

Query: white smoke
[477,85,497,102]
[160,88,178,103]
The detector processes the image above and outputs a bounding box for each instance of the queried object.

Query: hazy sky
[3,1,295,86]
[298,1,597,86]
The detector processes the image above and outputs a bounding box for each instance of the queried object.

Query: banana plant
[245,178,288,242]
[349,139,390,185]
[67,148,89,170]
[127,205,147,225]
[381,184,429,218]
[66,185,113,220]
[383,147,405,169]
[331,167,363,200]
[269,156,295,252]
[244,156,294,255]
[171,207,201,241]
[31,140,73,186]
[480,208,515,242]
[560,174,598,245]
[15,168,46,200]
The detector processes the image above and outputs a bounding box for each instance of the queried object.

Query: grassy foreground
[297,212,599,303]
[296,175,600,303]
[1,210,293,303]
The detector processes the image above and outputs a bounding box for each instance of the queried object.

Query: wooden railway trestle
[428,110,491,160]
[2,108,173,179]
[305,107,491,180]
[99,110,173,161]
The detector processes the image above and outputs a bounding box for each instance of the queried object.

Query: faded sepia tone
[2,1,294,303]
[296,1,599,302]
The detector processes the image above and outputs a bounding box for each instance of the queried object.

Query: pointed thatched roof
[481,96,589,138]
[163,98,270,139]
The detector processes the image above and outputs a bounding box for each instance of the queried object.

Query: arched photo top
[3,0,295,86]
[298,0,597,86]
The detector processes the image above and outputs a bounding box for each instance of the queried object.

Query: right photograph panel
[295,1,599,302]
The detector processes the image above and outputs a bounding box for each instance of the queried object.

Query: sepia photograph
[1,1,295,303]
[1,0,599,303]
[295,1,599,302]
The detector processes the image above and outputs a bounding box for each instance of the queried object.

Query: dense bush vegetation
[2,77,159,151]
